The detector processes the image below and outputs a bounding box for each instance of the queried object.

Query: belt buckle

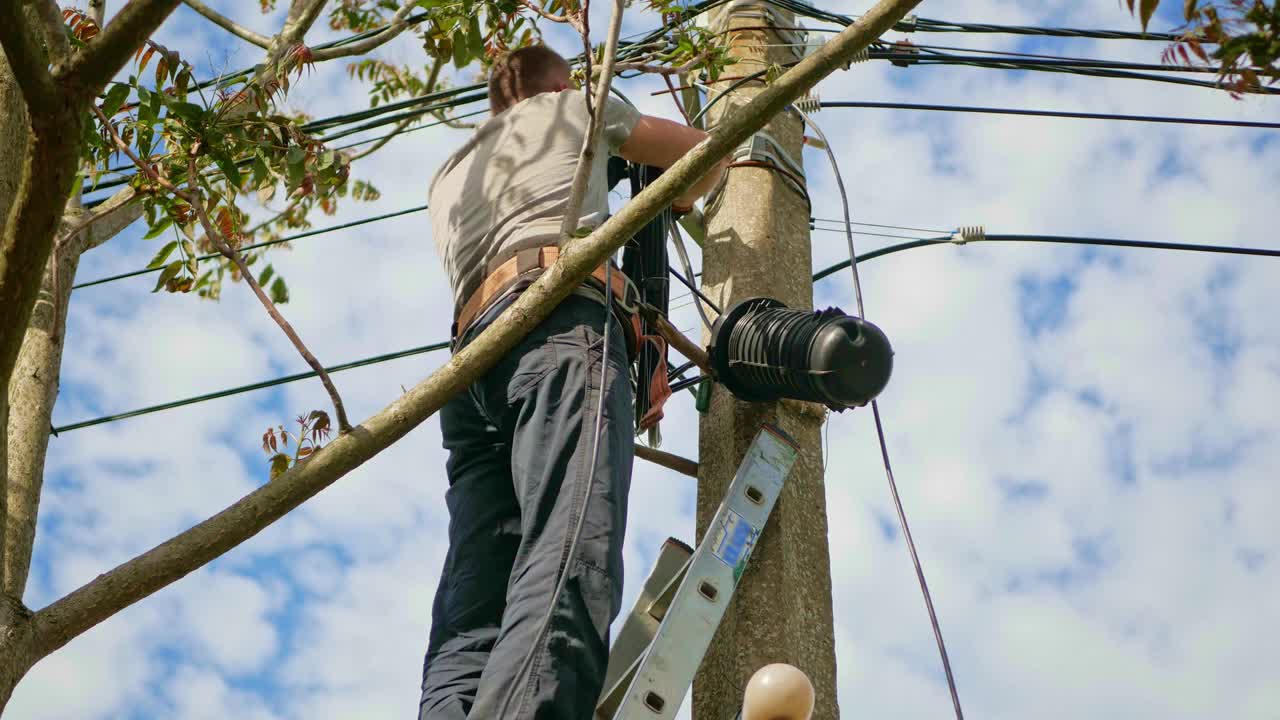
[612,269,640,316]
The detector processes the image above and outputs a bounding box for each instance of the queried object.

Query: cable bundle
[708,297,893,410]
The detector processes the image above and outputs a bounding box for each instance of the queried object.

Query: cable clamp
[887,40,920,67]
[950,225,985,244]
[894,14,918,33]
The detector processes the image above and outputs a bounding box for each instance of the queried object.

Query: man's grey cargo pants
[419,291,634,719]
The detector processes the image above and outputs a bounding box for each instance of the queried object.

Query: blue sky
[10,1,1280,718]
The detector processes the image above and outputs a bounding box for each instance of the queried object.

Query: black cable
[770,0,1187,41]
[72,205,428,290]
[668,265,723,314]
[813,233,1280,280]
[669,374,709,393]
[817,101,1280,130]
[53,231,1280,434]
[51,341,450,434]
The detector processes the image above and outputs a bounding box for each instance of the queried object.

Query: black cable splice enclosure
[707,297,894,410]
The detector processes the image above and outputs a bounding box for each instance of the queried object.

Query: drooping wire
[816,101,1280,130]
[793,106,863,315]
[51,232,1280,435]
[669,223,717,328]
[799,105,965,719]
[73,205,429,290]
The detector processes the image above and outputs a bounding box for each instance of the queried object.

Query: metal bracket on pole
[706,130,808,205]
[598,424,800,720]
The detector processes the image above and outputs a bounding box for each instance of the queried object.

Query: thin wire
[794,106,864,314]
[817,101,1280,130]
[668,264,723,315]
[51,341,450,434]
[803,104,964,718]
[669,222,717,327]
[73,205,429,290]
[872,399,965,719]
[811,217,950,234]
[55,232,1280,434]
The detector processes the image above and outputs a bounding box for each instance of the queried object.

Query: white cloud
[12,1,1280,719]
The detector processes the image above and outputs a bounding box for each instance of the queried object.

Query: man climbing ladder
[418,45,728,719]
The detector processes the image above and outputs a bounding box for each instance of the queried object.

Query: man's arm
[618,115,729,211]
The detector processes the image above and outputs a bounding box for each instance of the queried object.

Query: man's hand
[619,115,729,211]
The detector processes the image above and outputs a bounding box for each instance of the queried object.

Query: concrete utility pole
[695,3,840,719]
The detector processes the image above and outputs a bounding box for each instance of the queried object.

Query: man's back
[428,90,639,308]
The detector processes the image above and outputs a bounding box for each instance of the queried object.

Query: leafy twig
[91,103,353,433]
[311,1,417,61]
[185,155,353,433]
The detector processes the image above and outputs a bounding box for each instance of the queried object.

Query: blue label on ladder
[710,508,758,572]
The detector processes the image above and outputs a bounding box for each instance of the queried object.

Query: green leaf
[153,260,183,292]
[269,276,289,304]
[167,101,206,124]
[252,155,270,188]
[142,216,173,240]
[212,150,243,190]
[451,28,469,67]
[257,264,275,286]
[181,239,196,258]
[269,453,291,480]
[102,83,130,118]
[467,15,483,57]
[146,240,178,268]
[318,149,336,170]
[68,172,85,200]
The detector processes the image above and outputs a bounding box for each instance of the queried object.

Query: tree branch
[62,187,141,254]
[90,106,354,433]
[181,0,272,48]
[0,4,59,114]
[558,0,623,242]
[310,2,417,62]
[63,0,182,99]
[30,0,74,69]
[23,0,924,669]
[282,0,328,42]
[613,52,711,77]
[185,158,353,433]
[519,0,570,24]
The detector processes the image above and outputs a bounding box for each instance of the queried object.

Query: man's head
[488,45,572,115]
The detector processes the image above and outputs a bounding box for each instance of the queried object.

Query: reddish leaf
[262,428,274,453]
[139,45,156,74]
[1188,38,1209,62]
[298,447,314,458]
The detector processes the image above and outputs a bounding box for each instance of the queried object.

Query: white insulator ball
[741,663,815,720]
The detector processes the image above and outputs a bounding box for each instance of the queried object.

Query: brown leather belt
[453,246,641,356]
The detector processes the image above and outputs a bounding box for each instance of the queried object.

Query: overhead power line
[816,101,1280,130]
[53,231,1280,435]
[73,205,429,290]
[51,341,451,434]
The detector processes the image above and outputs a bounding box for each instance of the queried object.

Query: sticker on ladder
[710,508,759,573]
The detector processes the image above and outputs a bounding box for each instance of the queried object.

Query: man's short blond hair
[487,45,571,115]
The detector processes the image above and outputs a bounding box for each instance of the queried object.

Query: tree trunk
[0,13,34,605]
[0,592,34,712]
[5,250,80,600]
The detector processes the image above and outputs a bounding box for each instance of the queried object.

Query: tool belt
[452,246,643,360]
